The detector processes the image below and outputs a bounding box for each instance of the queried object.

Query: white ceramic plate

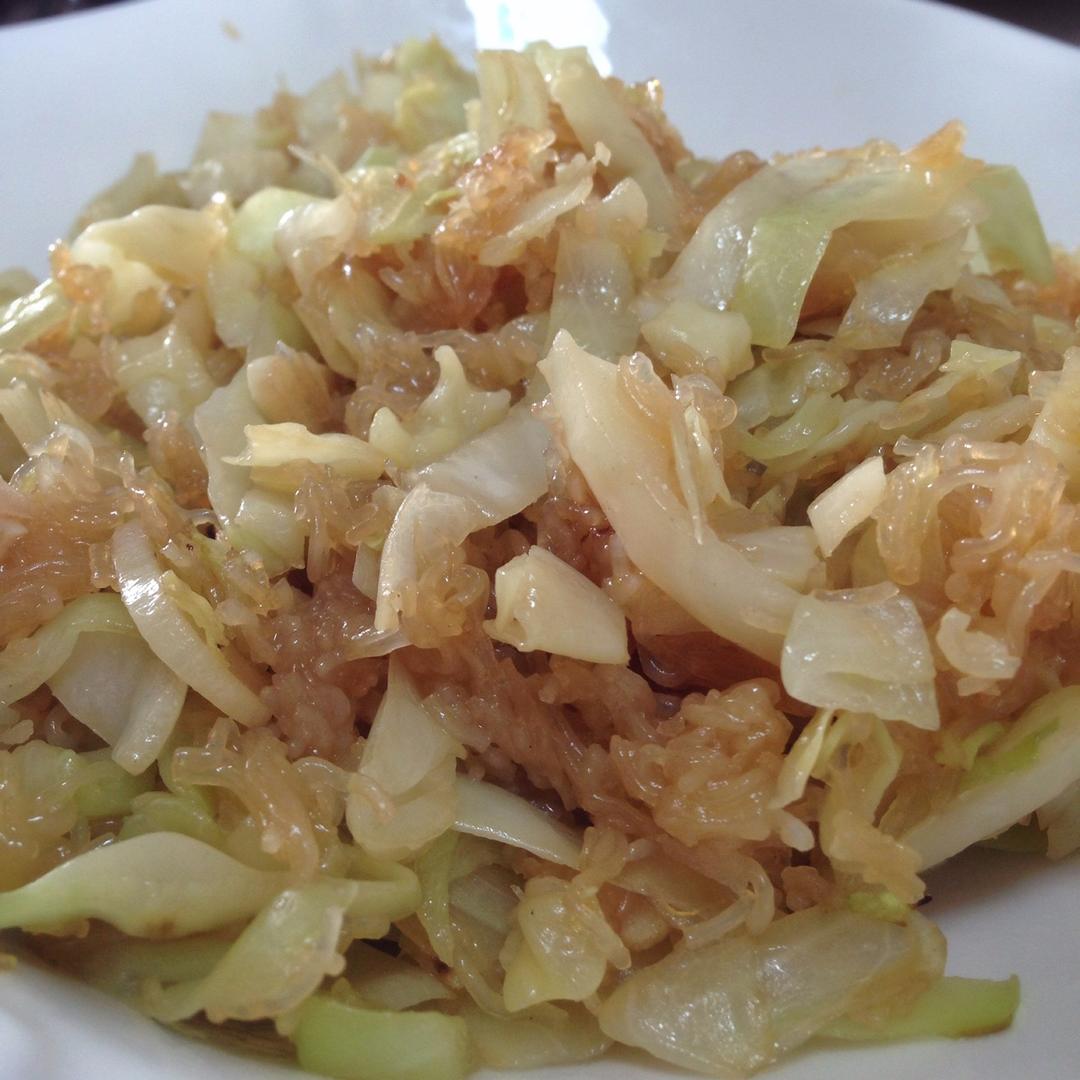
[0,1,1078,1078]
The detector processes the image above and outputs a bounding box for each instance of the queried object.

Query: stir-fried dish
[1,39,1078,1080]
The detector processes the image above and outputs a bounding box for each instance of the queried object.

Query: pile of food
[1,37,1078,1080]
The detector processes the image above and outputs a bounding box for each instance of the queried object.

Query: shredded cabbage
[769,708,833,810]
[540,46,677,233]
[501,869,629,1011]
[48,629,187,774]
[546,229,638,360]
[146,880,356,1023]
[406,404,550,524]
[225,422,386,481]
[369,346,509,468]
[1037,780,1080,860]
[112,522,270,726]
[484,545,629,663]
[0,589,186,775]
[0,280,70,352]
[835,230,970,349]
[193,368,306,573]
[346,657,461,861]
[0,833,288,936]
[2,35,1076,1080]
[478,149,597,267]
[473,50,549,153]
[818,713,924,903]
[969,164,1054,282]
[452,776,582,868]
[111,307,218,425]
[807,457,886,557]
[781,586,939,729]
[599,908,944,1075]
[464,1002,610,1069]
[0,593,136,705]
[641,300,754,384]
[540,332,799,662]
[0,743,155,888]
[1029,347,1080,496]
[75,205,226,286]
[374,485,480,634]
[344,941,452,1011]
[823,975,1020,1041]
[291,995,470,1080]
[415,832,521,1013]
[902,686,1080,868]
[655,153,850,313]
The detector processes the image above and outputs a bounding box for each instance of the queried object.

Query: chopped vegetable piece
[823,975,1020,1041]
[290,995,470,1080]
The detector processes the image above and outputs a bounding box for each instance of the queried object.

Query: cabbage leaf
[453,776,582,869]
[540,332,798,662]
[112,521,270,727]
[193,367,306,574]
[146,879,356,1022]
[781,586,938,729]
[290,994,470,1080]
[0,832,287,936]
[484,545,629,664]
[822,975,1019,1042]
[406,403,550,524]
[346,656,461,861]
[902,686,1080,868]
[598,908,943,1075]
[369,346,510,469]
